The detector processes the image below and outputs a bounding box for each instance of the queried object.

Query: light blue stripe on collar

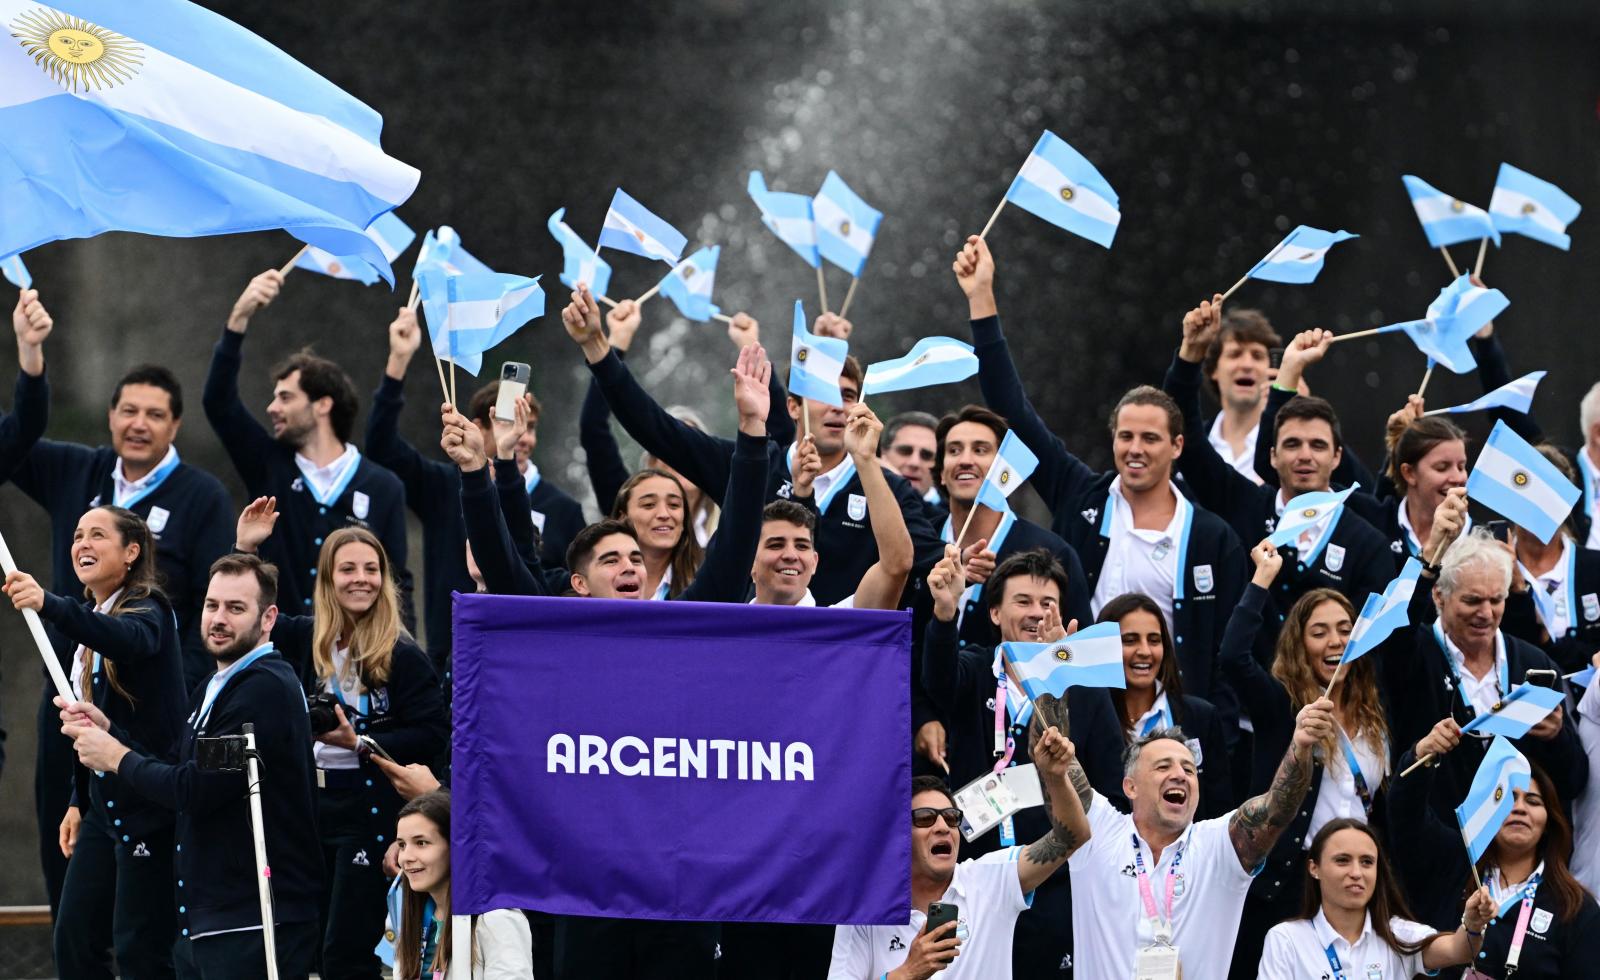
[115,447,182,509]
[298,445,363,507]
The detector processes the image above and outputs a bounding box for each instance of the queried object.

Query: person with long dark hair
[609,467,703,600]
[1258,818,1493,978]
[5,505,185,978]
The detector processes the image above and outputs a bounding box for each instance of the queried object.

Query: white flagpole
[242,724,281,980]
[978,197,1007,239]
[1474,238,1488,278]
[839,277,861,319]
[1416,362,1435,399]
[1440,247,1461,278]
[0,528,73,703]
[816,265,830,314]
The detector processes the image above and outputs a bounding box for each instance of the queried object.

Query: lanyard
[1502,873,1542,974]
[420,898,438,976]
[195,646,274,728]
[329,678,371,718]
[1517,543,1576,638]
[651,566,673,601]
[1132,832,1185,941]
[115,449,181,509]
[1433,623,1509,716]
[522,464,541,498]
[1323,943,1348,980]
[1100,485,1193,599]
[1335,727,1375,816]
[1579,451,1598,534]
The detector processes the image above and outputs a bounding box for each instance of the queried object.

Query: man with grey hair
[1572,380,1600,547]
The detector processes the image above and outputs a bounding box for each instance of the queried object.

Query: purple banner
[451,593,911,924]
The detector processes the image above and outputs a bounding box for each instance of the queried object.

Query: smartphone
[925,902,958,935]
[494,362,531,422]
[359,734,395,763]
[1485,519,1512,542]
[1524,669,1559,690]
[1268,347,1284,370]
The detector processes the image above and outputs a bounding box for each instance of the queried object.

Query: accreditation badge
[1132,943,1181,980]
[953,771,1023,842]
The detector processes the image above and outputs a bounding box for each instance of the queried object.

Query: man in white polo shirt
[1067,699,1333,980]
[827,726,1090,979]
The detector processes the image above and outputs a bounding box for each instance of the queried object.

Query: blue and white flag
[975,431,1040,514]
[1461,683,1566,739]
[1467,419,1580,544]
[1266,485,1358,548]
[1402,175,1501,249]
[546,208,612,298]
[656,245,721,322]
[813,171,882,277]
[1341,558,1423,665]
[598,189,686,265]
[1567,665,1596,691]
[418,269,543,377]
[749,171,819,267]
[862,337,978,396]
[295,212,415,286]
[1427,371,1546,418]
[1244,226,1358,285]
[1002,622,1127,702]
[1386,274,1508,374]
[414,226,491,279]
[1489,163,1581,251]
[1455,736,1531,864]
[1,252,30,289]
[788,300,848,407]
[0,1,419,282]
[1003,131,1120,248]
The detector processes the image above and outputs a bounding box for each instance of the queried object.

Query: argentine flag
[1,252,30,289]
[1428,371,1546,418]
[749,171,820,267]
[1460,682,1566,739]
[975,431,1040,513]
[0,0,419,282]
[1341,558,1423,664]
[415,227,491,280]
[862,337,978,396]
[1455,736,1531,864]
[656,246,721,322]
[788,300,848,407]
[1002,621,1126,702]
[1266,485,1358,548]
[1467,420,1580,544]
[1003,131,1120,248]
[1489,164,1581,251]
[598,189,686,265]
[418,268,543,377]
[1385,274,1508,374]
[1244,226,1358,285]
[813,171,882,277]
[546,208,612,299]
[295,212,415,286]
[1402,175,1500,249]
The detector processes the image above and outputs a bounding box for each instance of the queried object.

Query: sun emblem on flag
[1450,200,1466,213]
[1520,202,1537,215]
[1494,785,1504,802]
[1299,251,1317,261]
[796,347,809,362]
[1058,186,1076,203]
[999,470,1011,485]
[912,354,930,367]
[11,9,144,93]
[633,230,646,244]
[681,264,695,279]
[1512,470,1530,487]
[839,220,852,236]
[1302,507,1319,518]
[327,262,343,275]
[1053,646,1072,662]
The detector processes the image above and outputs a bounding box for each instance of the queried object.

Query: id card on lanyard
[1336,728,1375,816]
[1433,622,1509,721]
[1131,833,1184,979]
[991,677,1030,845]
[1467,873,1543,979]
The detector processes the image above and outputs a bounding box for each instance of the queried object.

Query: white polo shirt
[1208,414,1263,486]
[825,850,1029,980]
[1069,795,1255,980]
[1090,479,1189,630]
[1258,909,1436,980]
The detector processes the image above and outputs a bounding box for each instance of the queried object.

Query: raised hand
[227,269,283,334]
[1178,293,1224,363]
[561,285,607,359]
[1385,395,1425,453]
[1292,697,1337,757]
[959,538,997,586]
[1250,538,1284,588]
[726,312,759,349]
[915,720,948,774]
[893,920,960,980]
[1275,328,1333,392]
[13,289,52,375]
[841,402,882,462]
[440,403,487,472]
[606,298,643,353]
[731,341,772,436]
[1425,487,1469,561]
[2,570,45,612]
[1414,717,1462,760]
[814,312,853,340]
[1032,725,1078,781]
[791,433,822,498]
[927,544,963,623]
[235,496,280,553]
[952,235,997,318]
[386,305,422,377]
[492,395,531,460]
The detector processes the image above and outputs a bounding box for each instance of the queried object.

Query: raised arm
[844,405,912,610]
[726,310,796,447]
[444,404,546,596]
[9,579,167,665]
[365,306,432,489]
[203,270,283,490]
[1164,294,1257,514]
[1219,543,1295,722]
[578,301,645,514]
[1227,696,1330,871]
[0,289,53,484]
[1017,720,1092,893]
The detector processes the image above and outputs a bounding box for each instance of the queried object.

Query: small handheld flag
[1489,164,1582,251]
[748,172,820,268]
[295,212,416,286]
[975,431,1041,515]
[861,337,978,396]
[1455,736,1531,865]
[1425,371,1545,418]
[1402,175,1501,249]
[813,172,883,278]
[1567,665,1596,691]
[598,189,687,265]
[1340,558,1424,666]
[418,270,544,377]
[1382,274,1508,375]
[1002,622,1127,702]
[788,301,848,407]
[1,253,31,290]
[990,131,1120,247]
[1225,226,1357,297]
[1467,420,1580,544]
[415,227,492,279]
[1459,682,1566,739]
[1266,485,1358,548]
[547,209,613,299]
[655,246,722,322]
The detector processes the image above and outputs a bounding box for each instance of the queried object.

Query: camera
[197,735,248,772]
[306,693,346,735]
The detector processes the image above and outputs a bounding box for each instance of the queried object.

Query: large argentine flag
[657,246,721,322]
[789,300,848,407]
[1455,736,1531,865]
[1467,420,1580,544]
[1341,558,1423,665]
[1003,131,1120,248]
[1427,371,1546,418]
[295,212,415,286]
[418,269,543,377]
[975,431,1040,514]
[1460,683,1566,739]
[1002,621,1126,702]
[1266,485,1358,548]
[546,208,612,299]
[1489,163,1581,251]
[0,0,419,281]
[862,337,978,396]
[1,252,30,289]
[1402,176,1500,249]
[749,171,820,267]
[1245,226,1358,285]
[813,171,882,277]
[598,189,686,265]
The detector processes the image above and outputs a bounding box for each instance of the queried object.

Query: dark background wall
[1,0,1596,903]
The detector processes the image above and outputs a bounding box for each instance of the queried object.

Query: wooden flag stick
[634,280,665,306]
[433,357,451,405]
[712,313,735,325]
[1474,238,1488,278]
[802,403,812,440]
[448,359,457,409]
[816,265,830,314]
[1219,272,1252,303]
[1321,661,1344,702]
[978,197,1007,239]
[406,279,420,310]
[839,277,861,319]
[952,504,983,551]
[1440,246,1461,278]
[1456,814,1485,889]
[279,245,309,277]
[0,528,74,703]
[597,294,619,309]
[1416,362,1435,399]
[1325,325,1403,345]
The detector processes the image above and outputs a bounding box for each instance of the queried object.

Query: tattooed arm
[1018,696,1092,893]
[1226,697,1333,872]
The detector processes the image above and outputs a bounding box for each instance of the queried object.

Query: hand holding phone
[494,362,531,422]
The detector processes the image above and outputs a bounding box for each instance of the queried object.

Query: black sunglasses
[891,445,936,463]
[911,806,963,829]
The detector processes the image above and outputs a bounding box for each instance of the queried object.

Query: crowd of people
[0,229,1598,980]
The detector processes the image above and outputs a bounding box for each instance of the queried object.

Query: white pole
[0,528,73,702]
[243,725,281,980]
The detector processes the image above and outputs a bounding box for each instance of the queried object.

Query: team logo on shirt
[1325,544,1345,572]
[1081,507,1099,525]
[888,936,905,951]
[371,687,390,713]
[1390,540,1403,554]
[1583,593,1599,622]
[291,477,305,493]
[147,506,170,534]
[1193,564,1214,594]
[777,480,794,500]
[353,491,371,520]
[1531,908,1553,934]
[848,493,867,521]
[132,842,150,857]
[352,849,370,867]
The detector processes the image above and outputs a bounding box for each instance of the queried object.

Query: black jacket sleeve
[0,368,49,485]
[919,616,971,720]
[1471,333,1545,444]
[1163,352,1259,523]
[202,329,276,493]
[368,640,447,765]
[39,593,165,666]
[460,466,546,596]
[579,369,633,516]
[587,350,738,503]
[365,374,433,498]
[1215,584,1294,732]
[680,431,767,603]
[766,372,796,447]
[492,462,542,570]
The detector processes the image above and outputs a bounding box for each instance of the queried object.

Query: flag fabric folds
[1459,683,1566,739]
[1455,736,1531,865]
[1001,622,1127,701]
[0,0,419,282]
[1428,371,1546,418]
[597,189,686,265]
[748,171,820,267]
[1003,131,1120,248]
[295,212,415,286]
[1245,226,1358,285]
[1402,175,1501,249]
[417,267,543,377]
[1266,485,1358,548]
[450,593,912,924]
[656,246,721,322]
[547,208,612,298]
[788,301,848,407]
[1467,420,1581,544]
[813,171,882,277]
[1341,558,1423,665]
[1,252,30,289]
[1489,163,1582,251]
[415,226,491,279]
[975,431,1041,513]
[861,337,978,396]
[1388,274,1509,374]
